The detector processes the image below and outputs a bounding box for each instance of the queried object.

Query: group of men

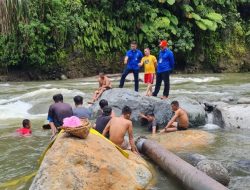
[47,94,189,153]
[47,39,188,152]
[89,39,175,104]
[119,40,174,99]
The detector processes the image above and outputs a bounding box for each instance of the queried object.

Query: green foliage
[0,0,249,73]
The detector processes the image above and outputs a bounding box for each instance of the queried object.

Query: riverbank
[1,52,250,82]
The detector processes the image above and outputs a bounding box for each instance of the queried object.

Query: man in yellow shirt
[139,48,157,96]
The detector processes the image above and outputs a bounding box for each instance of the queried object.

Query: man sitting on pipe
[160,101,189,133]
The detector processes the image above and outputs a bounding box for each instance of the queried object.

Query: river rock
[150,130,215,152]
[220,96,235,103]
[237,97,250,104]
[30,133,153,190]
[90,88,206,127]
[213,102,250,129]
[184,153,207,166]
[60,74,68,80]
[196,160,230,186]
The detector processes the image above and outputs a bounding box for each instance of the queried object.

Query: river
[0,73,250,190]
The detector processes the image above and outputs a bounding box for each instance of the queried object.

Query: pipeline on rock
[136,137,229,190]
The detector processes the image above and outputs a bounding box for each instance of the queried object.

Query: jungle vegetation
[0,0,249,76]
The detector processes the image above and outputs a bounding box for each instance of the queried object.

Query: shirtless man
[90,72,112,103]
[102,106,139,154]
[160,101,189,133]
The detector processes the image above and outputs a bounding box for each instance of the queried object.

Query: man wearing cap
[152,40,175,99]
[119,41,143,92]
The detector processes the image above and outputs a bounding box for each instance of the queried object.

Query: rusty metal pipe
[136,138,228,190]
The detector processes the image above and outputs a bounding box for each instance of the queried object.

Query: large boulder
[212,102,250,129]
[30,133,154,190]
[149,129,215,152]
[90,88,206,127]
[196,160,230,186]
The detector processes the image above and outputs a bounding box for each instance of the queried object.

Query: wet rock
[214,102,250,129]
[60,74,68,80]
[150,130,215,152]
[204,102,214,112]
[90,88,206,127]
[237,97,250,104]
[184,153,207,166]
[30,133,153,190]
[220,96,235,103]
[196,160,230,186]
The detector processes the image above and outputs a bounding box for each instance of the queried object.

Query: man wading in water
[160,101,189,133]
[102,106,139,154]
[47,94,73,138]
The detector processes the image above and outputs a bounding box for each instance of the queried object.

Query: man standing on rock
[139,48,157,96]
[119,41,143,92]
[152,40,175,99]
[160,101,189,133]
[102,106,139,154]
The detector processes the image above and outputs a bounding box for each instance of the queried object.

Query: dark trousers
[119,68,139,92]
[152,71,170,97]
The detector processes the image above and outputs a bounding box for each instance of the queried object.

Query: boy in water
[102,106,139,154]
[160,101,189,133]
[73,95,92,120]
[95,106,112,135]
[16,119,32,136]
[90,72,112,103]
[139,112,159,134]
[139,48,157,96]
[96,99,115,117]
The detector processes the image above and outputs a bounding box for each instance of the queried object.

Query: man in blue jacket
[152,40,175,99]
[119,41,143,92]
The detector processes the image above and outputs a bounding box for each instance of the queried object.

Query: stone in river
[184,153,207,167]
[150,129,215,152]
[237,97,250,104]
[90,88,206,127]
[214,102,250,129]
[30,133,154,190]
[196,160,230,186]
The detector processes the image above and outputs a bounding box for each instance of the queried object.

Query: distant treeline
[0,0,249,74]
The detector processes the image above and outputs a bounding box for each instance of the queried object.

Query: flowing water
[0,73,250,190]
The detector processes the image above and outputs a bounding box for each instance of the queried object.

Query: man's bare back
[106,117,131,147]
[102,106,139,154]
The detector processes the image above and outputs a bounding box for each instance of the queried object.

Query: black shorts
[105,86,112,90]
[148,124,159,132]
[177,126,187,131]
